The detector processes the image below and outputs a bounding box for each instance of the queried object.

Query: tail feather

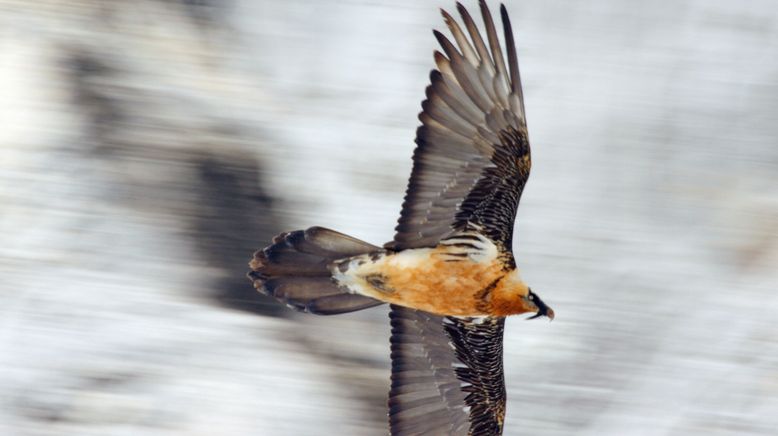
[307,293,386,315]
[261,276,344,302]
[283,226,378,257]
[248,227,384,315]
[256,250,330,276]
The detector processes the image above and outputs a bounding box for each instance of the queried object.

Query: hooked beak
[526,291,554,321]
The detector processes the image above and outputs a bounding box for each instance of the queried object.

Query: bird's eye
[528,294,535,301]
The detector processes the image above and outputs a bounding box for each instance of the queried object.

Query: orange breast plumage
[331,233,530,317]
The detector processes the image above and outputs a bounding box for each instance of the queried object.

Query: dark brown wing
[387,1,530,252]
[389,306,506,435]
[387,3,518,435]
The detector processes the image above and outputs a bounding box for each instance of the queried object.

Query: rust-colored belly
[336,245,508,317]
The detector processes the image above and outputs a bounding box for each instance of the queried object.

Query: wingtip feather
[499,2,524,104]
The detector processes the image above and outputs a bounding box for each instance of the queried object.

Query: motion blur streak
[1,1,776,435]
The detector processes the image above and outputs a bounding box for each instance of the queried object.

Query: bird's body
[331,231,532,317]
[247,2,554,434]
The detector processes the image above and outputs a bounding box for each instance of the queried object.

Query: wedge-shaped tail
[248,227,384,315]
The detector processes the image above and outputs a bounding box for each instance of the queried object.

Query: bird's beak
[526,293,554,321]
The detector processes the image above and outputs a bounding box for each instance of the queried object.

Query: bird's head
[490,272,554,320]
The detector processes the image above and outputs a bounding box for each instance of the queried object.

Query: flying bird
[248,1,553,434]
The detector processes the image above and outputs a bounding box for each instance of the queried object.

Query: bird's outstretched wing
[388,2,524,434]
[387,1,530,253]
[389,306,506,435]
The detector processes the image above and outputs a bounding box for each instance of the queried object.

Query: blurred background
[1,0,776,435]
